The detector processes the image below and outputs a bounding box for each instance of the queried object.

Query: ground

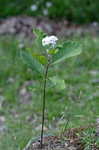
[0,16,99,38]
[24,125,99,150]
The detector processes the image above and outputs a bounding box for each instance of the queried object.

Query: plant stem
[40,63,50,148]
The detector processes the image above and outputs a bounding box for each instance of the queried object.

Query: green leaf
[52,41,82,65]
[33,29,47,48]
[21,51,44,75]
[48,49,59,55]
[33,29,46,39]
[49,76,66,90]
[32,53,48,65]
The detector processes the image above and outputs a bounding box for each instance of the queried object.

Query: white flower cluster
[46,2,52,7]
[42,35,58,47]
[43,9,48,16]
[30,4,38,11]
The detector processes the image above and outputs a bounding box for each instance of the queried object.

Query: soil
[24,124,99,150]
[0,16,99,38]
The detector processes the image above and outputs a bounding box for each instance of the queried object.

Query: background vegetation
[0,0,99,23]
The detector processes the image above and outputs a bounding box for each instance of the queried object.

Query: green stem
[40,63,50,148]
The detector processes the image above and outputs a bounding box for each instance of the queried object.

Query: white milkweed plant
[21,29,82,149]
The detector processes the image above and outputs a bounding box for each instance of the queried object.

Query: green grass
[0,35,99,149]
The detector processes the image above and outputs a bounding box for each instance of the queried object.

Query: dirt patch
[29,136,68,150]
[0,16,99,38]
[24,124,99,150]
[24,135,77,150]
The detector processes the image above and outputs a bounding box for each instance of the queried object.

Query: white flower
[42,35,58,47]
[46,2,52,7]
[43,9,48,16]
[30,4,37,11]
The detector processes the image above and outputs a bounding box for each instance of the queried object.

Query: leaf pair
[33,29,82,66]
[21,40,82,74]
